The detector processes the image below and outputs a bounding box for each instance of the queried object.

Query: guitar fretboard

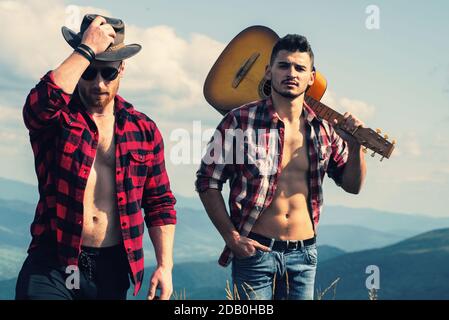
[305,95,395,159]
[305,95,344,125]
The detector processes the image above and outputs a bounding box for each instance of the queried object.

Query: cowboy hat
[61,13,141,61]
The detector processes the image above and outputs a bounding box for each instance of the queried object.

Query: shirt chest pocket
[127,150,153,188]
[57,114,86,173]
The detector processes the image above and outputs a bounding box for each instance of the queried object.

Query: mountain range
[315,228,449,299]
[0,177,448,299]
[2,228,448,300]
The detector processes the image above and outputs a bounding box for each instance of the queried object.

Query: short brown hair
[270,34,314,69]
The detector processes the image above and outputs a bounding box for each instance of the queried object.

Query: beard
[271,80,304,99]
[83,92,114,109]
[78,81,119,110]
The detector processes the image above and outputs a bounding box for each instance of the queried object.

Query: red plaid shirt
[195,97,348,266]
[22,71,177,295]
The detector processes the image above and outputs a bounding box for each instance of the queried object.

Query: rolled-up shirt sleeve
[195,112,237,193]
[326,125,349,186]
[23,71,72,134]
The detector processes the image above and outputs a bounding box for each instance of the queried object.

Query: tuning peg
[376,128,382,134]
[371,151,376,157]
[362,147,368,153]
[384,134,389,140]
[392,139,396,145]
[380,156,385,162]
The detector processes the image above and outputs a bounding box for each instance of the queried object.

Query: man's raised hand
[80,16,116,55]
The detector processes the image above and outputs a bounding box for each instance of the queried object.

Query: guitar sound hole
[259,79,271,98]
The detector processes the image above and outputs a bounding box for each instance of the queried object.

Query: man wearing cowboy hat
[16,14,177,300]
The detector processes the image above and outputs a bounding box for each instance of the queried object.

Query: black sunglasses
[81,64,121,81]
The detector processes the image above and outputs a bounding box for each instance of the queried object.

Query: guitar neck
[305,95,395,160]
[304,95,344,124]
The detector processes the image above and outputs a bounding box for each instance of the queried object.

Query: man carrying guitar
[195,34,366,300]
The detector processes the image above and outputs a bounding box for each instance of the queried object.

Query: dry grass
[368,288,378,300]
[225,280,240,300]
[226,280,261,300]
[226,271,291,300]
[316,278,379,300]
[172,273,378,300]
[172,288,187,300]
[315,277,340,300]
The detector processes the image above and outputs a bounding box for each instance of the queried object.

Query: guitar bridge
[232,53,260,88]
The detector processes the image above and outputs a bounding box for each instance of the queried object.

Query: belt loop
[269,238,275,250]
[299,239,304,249]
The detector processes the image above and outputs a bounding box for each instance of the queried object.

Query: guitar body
[204,25,327,114]
[204,25,395,159]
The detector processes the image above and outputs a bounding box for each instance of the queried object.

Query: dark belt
[248,232,316,251]
[78,244,125,282]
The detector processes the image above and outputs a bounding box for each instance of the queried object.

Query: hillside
[315,228,449,299]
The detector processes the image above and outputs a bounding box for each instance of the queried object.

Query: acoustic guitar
[203,25,395,160]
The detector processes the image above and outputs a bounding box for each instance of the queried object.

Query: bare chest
[93,117,116,168]
[280,121,309,173]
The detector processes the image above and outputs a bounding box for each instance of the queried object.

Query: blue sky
[0,0,448,217]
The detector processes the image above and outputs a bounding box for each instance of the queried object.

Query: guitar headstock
[352,127,396,161]
[304,95,396,161]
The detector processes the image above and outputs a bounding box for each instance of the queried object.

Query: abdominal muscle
[81,155,122,247]
[251,167,315,241]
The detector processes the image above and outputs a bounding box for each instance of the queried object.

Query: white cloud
[402,140,421,157]
[431,133,449,150]
[0,104,22,123]
[0,0,225,196]
[0,1,113,78]
[0,103,28,153]
[0,127,29,158]
[0,0,77,77]
[0,0,224,116]
[321,90,376,121]
[392,131,421,158]
[120,25,224,113]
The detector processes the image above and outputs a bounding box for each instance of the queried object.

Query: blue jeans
[231,235,317,300]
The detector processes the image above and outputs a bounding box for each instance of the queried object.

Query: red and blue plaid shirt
[195,97,348,266]
[23,71,177,295]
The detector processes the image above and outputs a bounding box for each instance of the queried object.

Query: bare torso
[251,115,315,240]
[81,114,122,247]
